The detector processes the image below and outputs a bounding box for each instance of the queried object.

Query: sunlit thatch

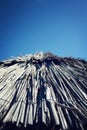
[0,52,87,130]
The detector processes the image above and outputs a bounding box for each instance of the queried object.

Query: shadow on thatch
[0,122,61,130]
[1,122,87,130]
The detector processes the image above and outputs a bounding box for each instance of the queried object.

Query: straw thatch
[0,52,87,130]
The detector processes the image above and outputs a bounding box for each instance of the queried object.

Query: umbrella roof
[0,52,87,130]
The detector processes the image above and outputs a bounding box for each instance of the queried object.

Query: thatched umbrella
[0,52,87,130]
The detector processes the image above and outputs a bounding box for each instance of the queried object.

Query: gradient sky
[0,0,87,60]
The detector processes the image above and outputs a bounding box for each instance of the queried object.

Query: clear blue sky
[0,0,87,60]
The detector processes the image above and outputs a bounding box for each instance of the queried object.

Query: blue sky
[0,0,87,60]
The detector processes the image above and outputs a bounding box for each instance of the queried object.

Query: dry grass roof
[0,52,87,130]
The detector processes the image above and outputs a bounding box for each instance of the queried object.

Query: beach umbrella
[0,52,87,130]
